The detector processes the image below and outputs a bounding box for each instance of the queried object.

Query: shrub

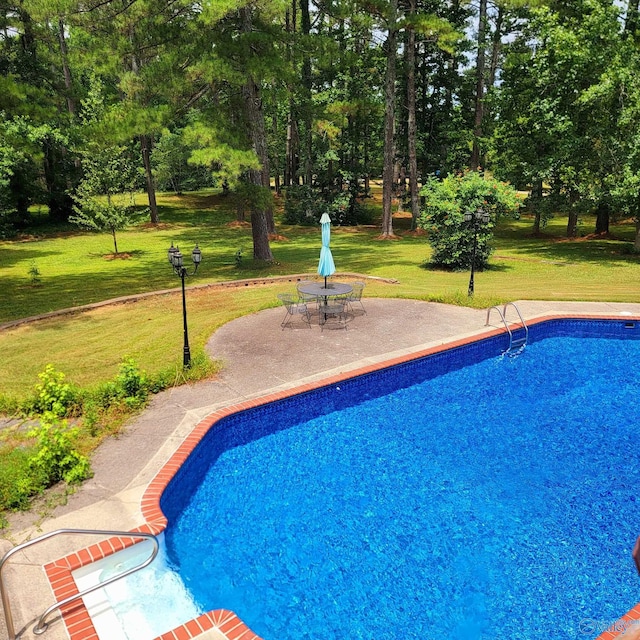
[85,357,149,411]
[283,185,372,226]
[26,364,78,418]
[115,357,148,401]
[28,415,92,486]
[283,185,324,225]
[419,171,522,270]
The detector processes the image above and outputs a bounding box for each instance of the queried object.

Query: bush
[24,364,78,418]
[283,185,324,225]
[0,354,217,523]
[419,171,522,270]
[85,357,150,411]
[283,185,372,226]
[28,415,92,486]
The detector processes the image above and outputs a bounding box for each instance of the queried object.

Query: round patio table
[297,282,353,299]
[298,282,353,326]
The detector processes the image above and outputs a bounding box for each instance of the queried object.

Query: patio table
[298,282,353,326]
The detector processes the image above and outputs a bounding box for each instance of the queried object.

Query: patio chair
[345,281,366,314]
[296,281,319,310]
[320,299,347,331]
[277,293,311,329]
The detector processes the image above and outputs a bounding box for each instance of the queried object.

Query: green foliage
[27,416,91,486]
[0,353,214,522]
[70,187,140,235]
[233,182,274,215]
[283,185,322,225]
[185,121,261,189]
[86,357,150,411]
[0,446,45,512]
[116,356,148,399]
[152,129,214,194]
[419,171,522,270]
[28,261,42,285]
[70,143,146,254]
[28,364,78,418]
[283,185,371,226]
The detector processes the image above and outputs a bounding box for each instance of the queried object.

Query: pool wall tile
[41,314,640,640]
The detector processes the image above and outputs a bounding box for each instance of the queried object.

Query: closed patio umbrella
[317,212,336,288]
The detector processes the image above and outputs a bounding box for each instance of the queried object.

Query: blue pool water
[161,320,640,640]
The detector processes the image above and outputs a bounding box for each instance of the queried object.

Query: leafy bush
[25,364,78,418]
[283,185,324,225]
[283,185,372,226]
[86,357,150,411]
[419,171,522,270]
[28,415,92,486]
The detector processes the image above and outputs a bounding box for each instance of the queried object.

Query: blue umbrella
[317,212,336,288]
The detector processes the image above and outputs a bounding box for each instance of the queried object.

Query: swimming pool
[152,317,640,640]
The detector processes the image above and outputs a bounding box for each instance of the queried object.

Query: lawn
[2,188,640,401]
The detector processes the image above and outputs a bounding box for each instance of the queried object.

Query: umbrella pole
[324,275,327,288]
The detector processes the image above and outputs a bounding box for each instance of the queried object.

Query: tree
[419,170,521,270]
[0,0,81,223]
[490,0,624,237]
[58,0,204,223]
[70,143,145,254]
[470,0,488,170]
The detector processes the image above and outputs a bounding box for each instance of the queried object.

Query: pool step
[193,629,228,640]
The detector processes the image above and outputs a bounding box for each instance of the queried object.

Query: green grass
[2,189,640,401]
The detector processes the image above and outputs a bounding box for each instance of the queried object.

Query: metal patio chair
[344,281,366,314]
[296,281,319,311]
[320,298,348,331]
[277,293,311,329]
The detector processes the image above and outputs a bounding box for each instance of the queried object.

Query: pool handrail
[0,527,159,639]
[486,302,528,355]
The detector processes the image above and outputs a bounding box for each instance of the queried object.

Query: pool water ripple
[164,335,640,640]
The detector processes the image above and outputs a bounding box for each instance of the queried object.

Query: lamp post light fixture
[168,242,202,368]
[463,207,491,297]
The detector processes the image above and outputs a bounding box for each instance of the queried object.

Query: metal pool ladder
[486,302,529,357]
[0,528,159,640]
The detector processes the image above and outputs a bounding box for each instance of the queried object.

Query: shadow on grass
[419,261,511,273]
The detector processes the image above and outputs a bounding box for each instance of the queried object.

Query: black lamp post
[464,207,490,297]
[168,242,202,367]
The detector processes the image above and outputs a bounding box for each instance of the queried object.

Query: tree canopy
[2,0,640,251]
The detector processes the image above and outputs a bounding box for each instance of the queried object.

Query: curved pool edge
[47,312,640,640]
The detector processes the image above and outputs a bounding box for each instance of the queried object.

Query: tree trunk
[300,0,313,186]
[241,6,274,259]
[531,177,543,235]
[595,200,610,234]
[406,0,420,231]
[635,219,640,251]
[285,110,299,187]
[58,20,76,115]
[284,4,298,188]
[567,191,579,238]
[364,118,370,195]
[625,0,639,38]
[470,0,487,170]
[112,227,119,255]
[488,7,503,91]
[140,134,159,224]
[381,0,398,238]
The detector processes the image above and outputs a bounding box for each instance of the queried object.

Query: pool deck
[3,298,640,640]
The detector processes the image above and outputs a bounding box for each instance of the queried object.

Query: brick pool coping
[45,313,640,640]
